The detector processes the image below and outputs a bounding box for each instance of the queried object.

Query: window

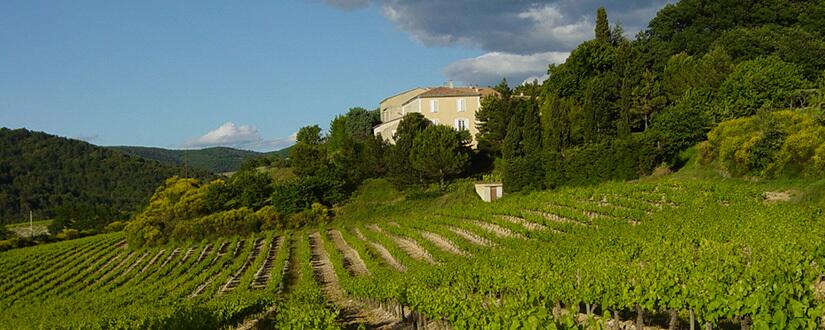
[457,98,466,112]
[455,118,467,131]
[430,99,439,113]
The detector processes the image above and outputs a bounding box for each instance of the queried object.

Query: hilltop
[0,128,209,226]
[108,145,292,174]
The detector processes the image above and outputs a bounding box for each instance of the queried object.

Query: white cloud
[183,122,296,151]
[444,51,569,87]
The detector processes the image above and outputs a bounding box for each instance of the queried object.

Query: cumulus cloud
[183,122,296,151]
[444,51,569,87]
[374,0,668,54]
[326,0,668,85]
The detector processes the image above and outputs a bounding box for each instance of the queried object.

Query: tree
[410,125,469,187]
[0,224,10,240]
[595,7,610,42]
[651,89,714,162]
[632,70,667,130]
[387,113,431,184]
[227,170,273,210]
[475,79,514,155]
[290,125,328,177]
[713,56,811,123]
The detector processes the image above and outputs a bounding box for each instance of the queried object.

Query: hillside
[109,145,293,173]
[0,128,208,225]
[109,146,261,173]
[1,168,824,328]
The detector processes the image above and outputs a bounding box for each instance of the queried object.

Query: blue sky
[0,0,667,151]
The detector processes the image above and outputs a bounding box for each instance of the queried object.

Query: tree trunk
[586,303,592,316]
[669,309,678,330]
[635,304,644,330]
[704,321,712,330]
[690,309,695,330]
[644,114,649,131]
[741,316,751,330]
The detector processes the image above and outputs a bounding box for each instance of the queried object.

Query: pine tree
[410,125,469,188]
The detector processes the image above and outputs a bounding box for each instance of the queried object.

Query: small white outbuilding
[474,183,503,202]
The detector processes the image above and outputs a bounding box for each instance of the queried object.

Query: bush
[55,229,80,240]
[545,135,662,187]
[700,109,825,178]
[104,221,126,233]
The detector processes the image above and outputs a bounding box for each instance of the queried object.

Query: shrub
[104,221,126,233]
[700,109,825,178]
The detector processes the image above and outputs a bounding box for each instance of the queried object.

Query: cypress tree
[502,108,524,192]
[596,7,610,42]
[520,98,544,190]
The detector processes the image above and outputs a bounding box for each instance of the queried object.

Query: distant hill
[264,145,293,158]
[0,128,210,225]
[109,146,259,173]
[109,145,293,173]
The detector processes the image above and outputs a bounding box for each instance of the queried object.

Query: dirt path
[393,235,437,265]
[522,209,586,226]
[469,220,522,239]
[328,230,371,276]
[195,244,213,264]
[221,238,264,292]
[120,252,150,278]
[447,227,494,247]
[497,215,555,232]
[368,224,437,265]
[140,250,165,273]
[309,232,403,329]
[158,248,180,269]
[251,236,284,289]
[356,227,407,272]
[177,247,196,267]
[93,253,122,275]
[420,231,468,256]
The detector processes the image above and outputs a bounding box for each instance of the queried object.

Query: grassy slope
[4,153,825,328]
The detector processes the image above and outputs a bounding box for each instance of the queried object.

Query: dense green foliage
[109,145,287,173]
[0,128,208,226]
[473,1,825,193]
[700,109,825,178]
[411,125,471,187]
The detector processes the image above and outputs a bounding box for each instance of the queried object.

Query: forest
[0,128,209,230]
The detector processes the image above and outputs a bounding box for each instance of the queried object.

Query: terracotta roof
[417,87,498,98]
[379,87,429,106]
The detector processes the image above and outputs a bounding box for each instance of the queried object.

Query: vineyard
[1,177,824,329]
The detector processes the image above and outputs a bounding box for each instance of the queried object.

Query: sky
[0,0,669,151]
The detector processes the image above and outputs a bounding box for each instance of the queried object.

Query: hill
[108,146,261,173]
[0,128,209,225]
[109,145,293,173]
[1,168,824,328]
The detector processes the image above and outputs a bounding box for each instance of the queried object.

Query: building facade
[373,85,497,147]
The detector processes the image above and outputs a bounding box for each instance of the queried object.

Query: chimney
[447,80,454,88]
